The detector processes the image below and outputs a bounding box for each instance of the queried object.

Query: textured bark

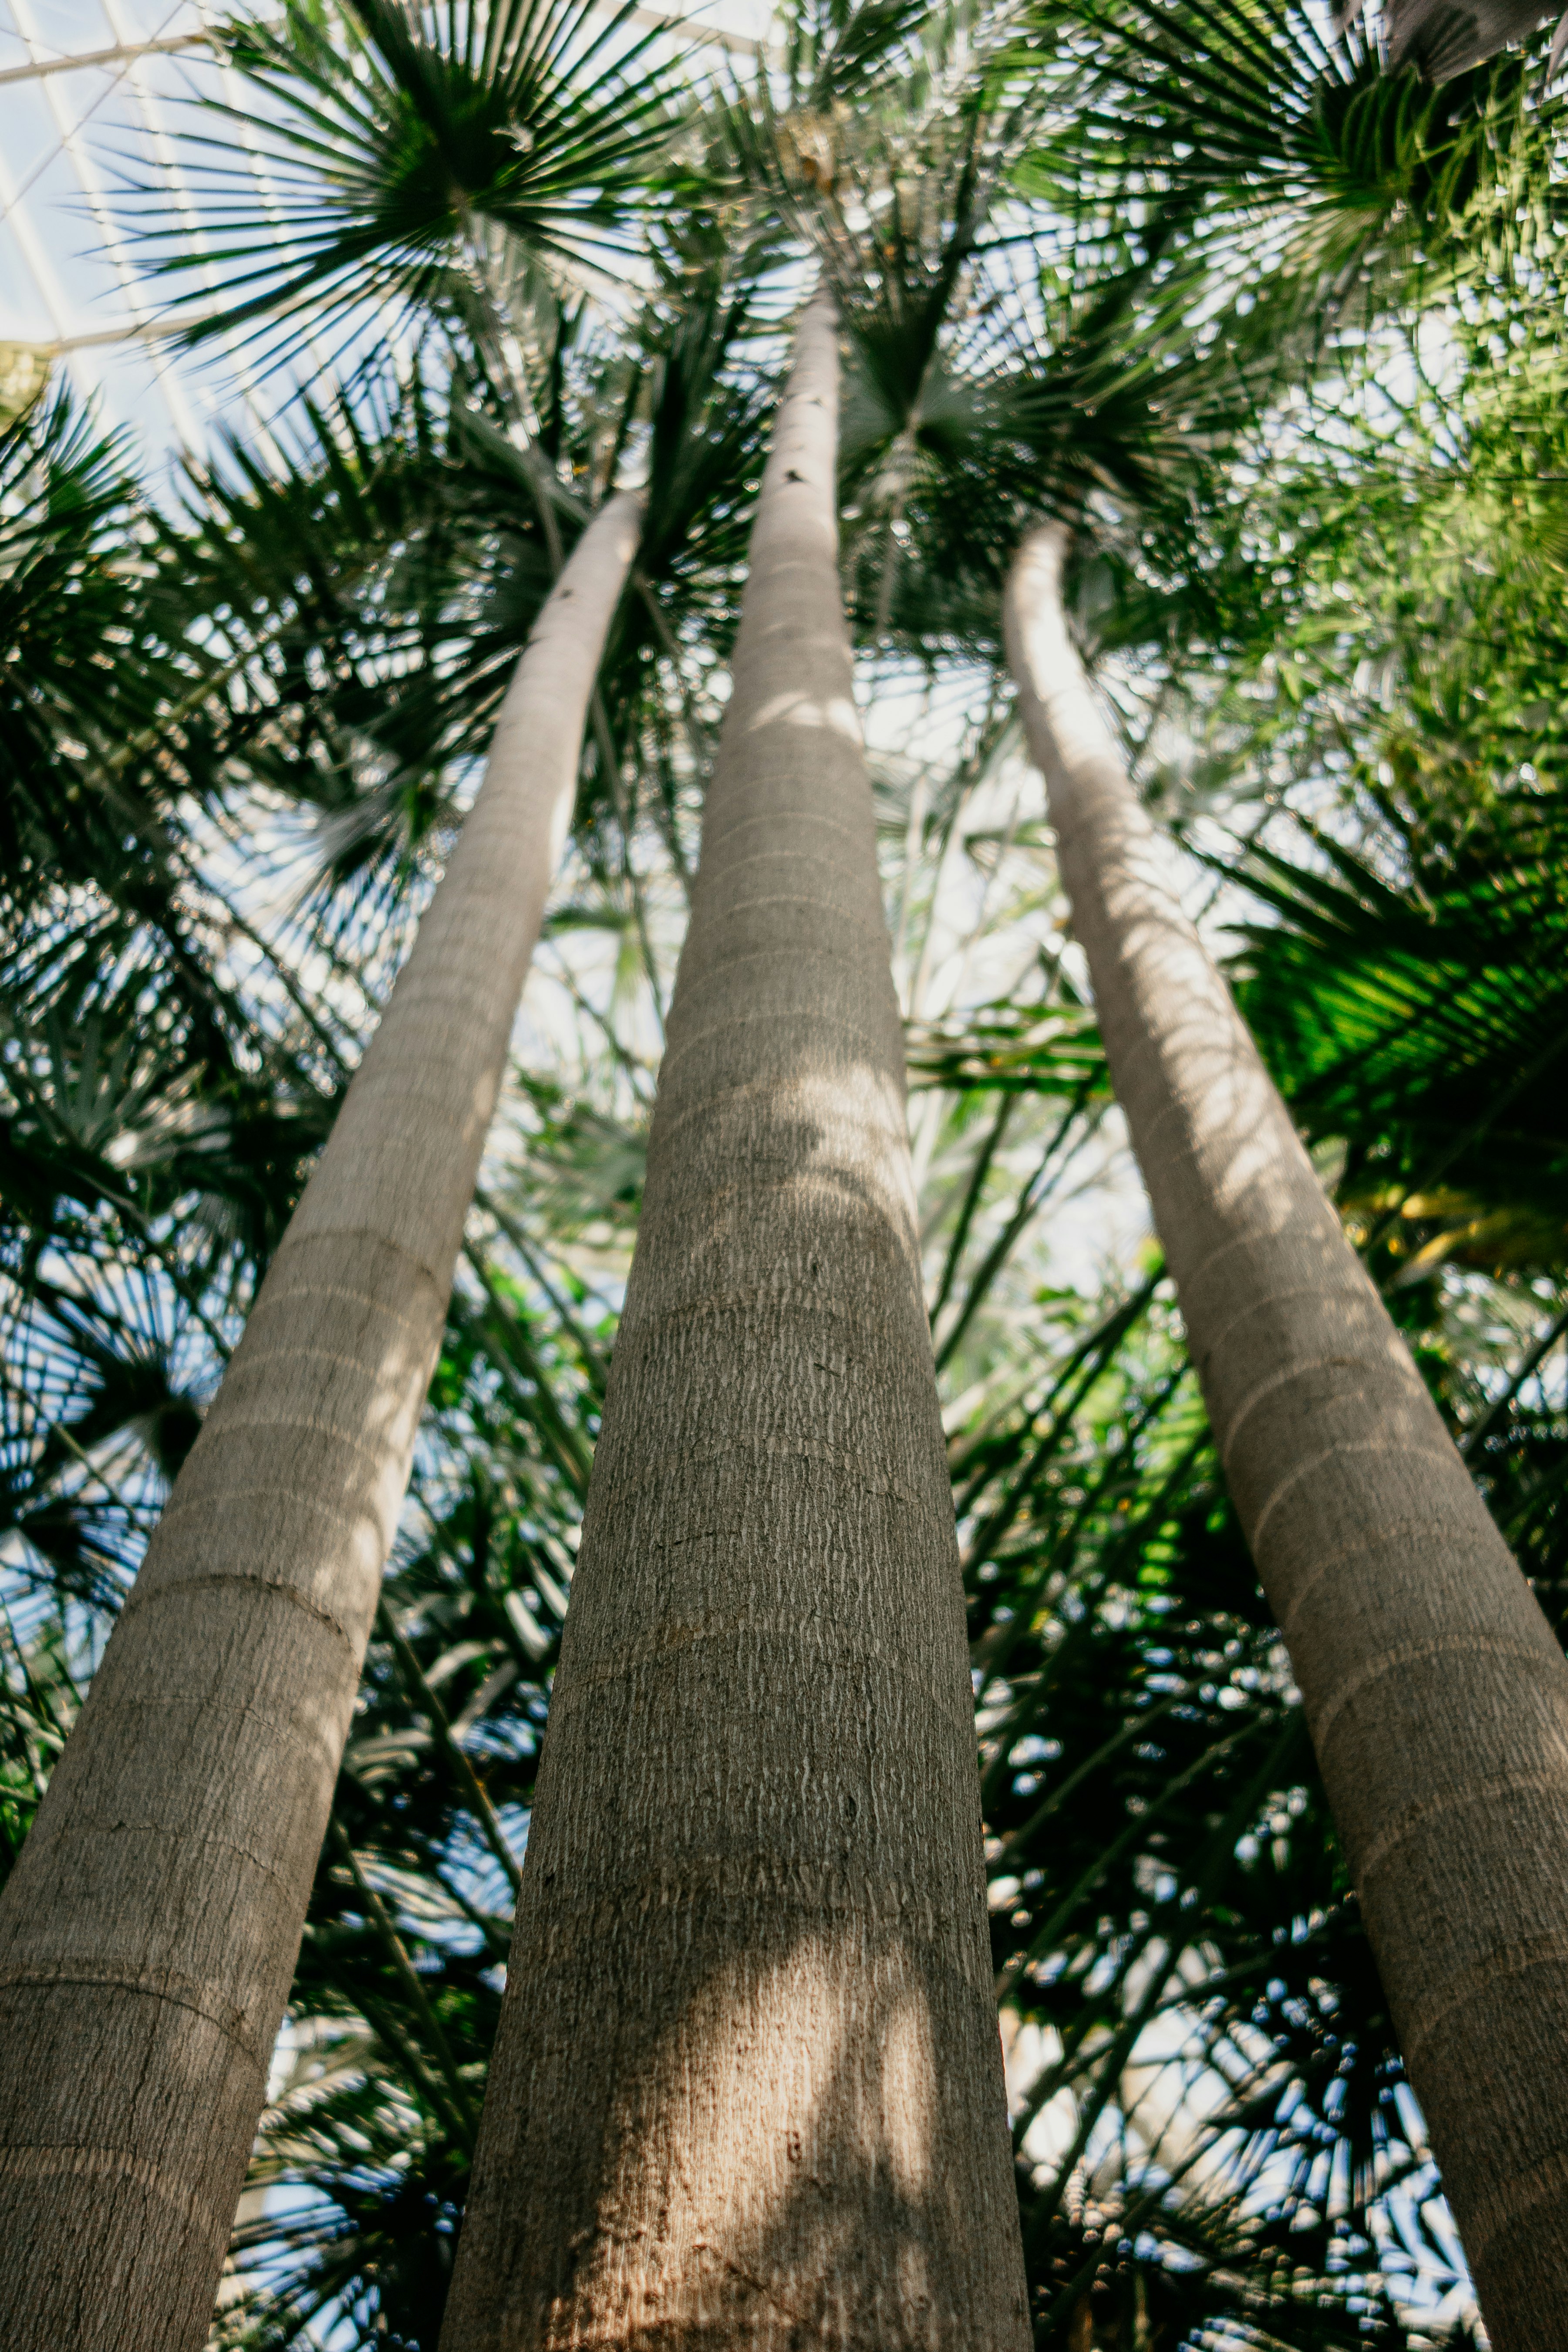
[440,299,1029,2352]
[1004,520,1568,2351]
[0,491,642,2352]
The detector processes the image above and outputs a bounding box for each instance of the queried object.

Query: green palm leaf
[1226,801,1568,1270]
[1007,0,1565,320]
[132,0,686,368]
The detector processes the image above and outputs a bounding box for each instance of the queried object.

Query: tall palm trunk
[440,299,1028,2352]
[0,491,641,2352]
[1004,520,1568,2349]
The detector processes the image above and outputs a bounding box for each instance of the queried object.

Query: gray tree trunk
[440,298,1029,2352]
[0,491,642,2352]
[1004,519,1568,2351]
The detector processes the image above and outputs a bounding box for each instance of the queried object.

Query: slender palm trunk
[0,491,641,2352]
[1004,520,1568,2350]
[440,299,1028,2352]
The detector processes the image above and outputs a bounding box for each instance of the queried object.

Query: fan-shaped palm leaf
[1007,0,1566,322]
[134,0,686,370]
[1227,800,1568,1273]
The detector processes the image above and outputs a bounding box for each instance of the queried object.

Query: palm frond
[130,0,687,371]
[1226,800,1568,1272]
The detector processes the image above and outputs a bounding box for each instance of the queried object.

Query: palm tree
[0,0,715,2330]
[439,293,1031,2352]
[1003,516,1568,2345]
[0,429,642,2349]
